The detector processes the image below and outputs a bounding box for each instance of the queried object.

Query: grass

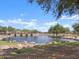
[0,41,17,46]
[34,41,79,49]
[50,41,79,46]
[14,48,36,54]
[9,48,36,57]
[0,40,79,46]
[0,56,5,59]
[10,52,18,56]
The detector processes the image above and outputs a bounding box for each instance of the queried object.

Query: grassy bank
[0,41,79,46]
[49,41,79,46]
[0,56,5,59]
[0,41,17,46]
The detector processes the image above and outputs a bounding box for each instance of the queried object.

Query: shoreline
[0,41,35,50]
[0,34,79,50]
[63,35,79,40]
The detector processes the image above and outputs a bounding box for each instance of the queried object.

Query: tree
[72,23,79,35]
[31,29,40,33]
[63,28,70,33]
[29,0,79,19]
[48,24,63,33]
[48,24,63,36]
[22,29,30,32]
[0,26,8,34]
[48,26,53,33]
[1,27,8,32]
[48,24,70,36]
[8,26,16,31]
[0,26,16,33]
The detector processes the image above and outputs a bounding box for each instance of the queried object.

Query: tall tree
[29,0,79,19]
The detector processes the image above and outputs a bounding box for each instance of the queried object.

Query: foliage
[14,48,36,54]
[0,26,16,32]
[8,26,16,31]
[0,26,8,31]
[31,29,40,33]
[10,52,17,56]
[22,29,30,32]
[29,0,79,19]
[72,23,79,35]
[63,28,70,33]
[48,24,70,33]
[22,29,39,33]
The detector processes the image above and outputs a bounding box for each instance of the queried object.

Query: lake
[4,35,78,45]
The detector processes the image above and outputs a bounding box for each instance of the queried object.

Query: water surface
[5,36,78,45]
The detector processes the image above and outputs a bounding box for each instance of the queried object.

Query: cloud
[34,21,58,32]
[63,24,73,30]
[45,21,58,26]
[0,20,5,23]
[60,14,79,25]
[0,16,77,32]
[0,19,37,29]
[60,15,79,20]
[37,26,48,32]
[63,24,71,28]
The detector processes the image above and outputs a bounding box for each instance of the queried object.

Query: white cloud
[37,26,49,32]
[45,21,58,26]
[63,24,73,30]
[0,16,78,32]
[60,15,79,20]
[0,20,5,23]
[34,21,58,32]
[63,24,71,28]
[60,14,79,25]
[0,19,37,29]
[0,19,53,32]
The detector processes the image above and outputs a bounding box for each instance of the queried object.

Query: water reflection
[3,35,79,45]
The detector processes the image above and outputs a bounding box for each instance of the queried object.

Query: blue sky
[0,0,79,32]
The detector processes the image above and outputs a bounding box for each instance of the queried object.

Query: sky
[0,0,79,32]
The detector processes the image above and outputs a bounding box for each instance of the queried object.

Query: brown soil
[4,45,79,59]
